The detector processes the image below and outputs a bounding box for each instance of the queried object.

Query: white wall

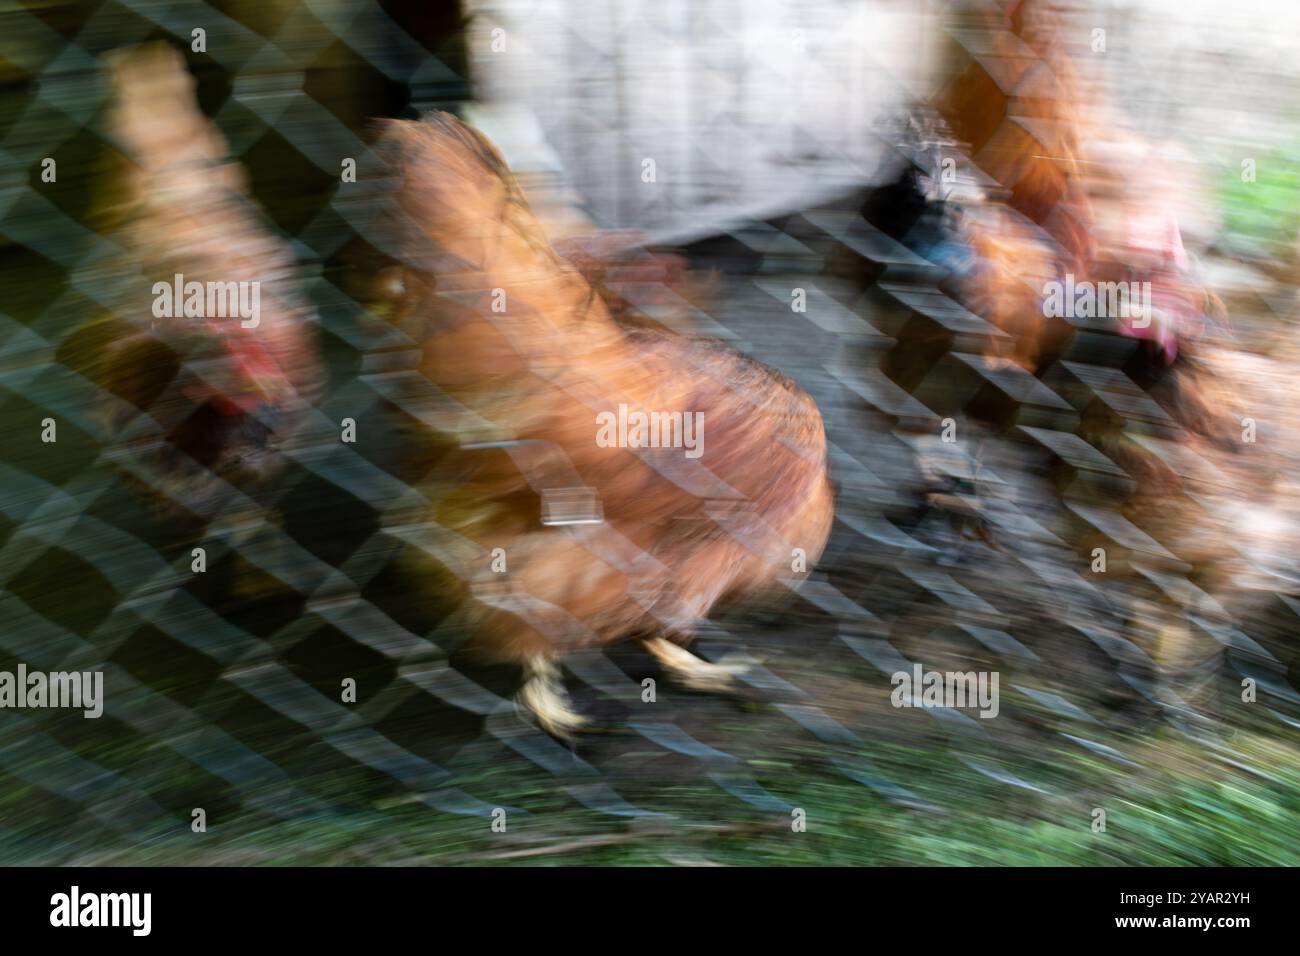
[461,0,935,237]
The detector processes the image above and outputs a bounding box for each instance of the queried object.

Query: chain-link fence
[0,0,1297,865]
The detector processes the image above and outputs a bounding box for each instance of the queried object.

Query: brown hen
[378,114,834,734]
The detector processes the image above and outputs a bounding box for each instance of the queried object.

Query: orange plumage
[376,115,834,730]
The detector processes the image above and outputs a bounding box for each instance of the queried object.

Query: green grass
[7,726,1296,866]
[1216,143,1300,258]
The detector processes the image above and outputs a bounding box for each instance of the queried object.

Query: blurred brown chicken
[94,44,322,507]
[377,114,834,735]
[932,0,1213,372]
[928,0,1300,686]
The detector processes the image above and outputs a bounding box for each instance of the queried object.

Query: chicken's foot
[642,637,751,694]
[516,655,587,739]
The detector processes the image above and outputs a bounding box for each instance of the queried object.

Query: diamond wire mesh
[0,0,1297,863]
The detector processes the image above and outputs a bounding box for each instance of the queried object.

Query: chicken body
[379,115,834,731]
[919,1,1300,702]
[102,44,322,503]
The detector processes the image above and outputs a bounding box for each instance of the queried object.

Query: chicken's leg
[642,637,751,694]
[516,655,587,738]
